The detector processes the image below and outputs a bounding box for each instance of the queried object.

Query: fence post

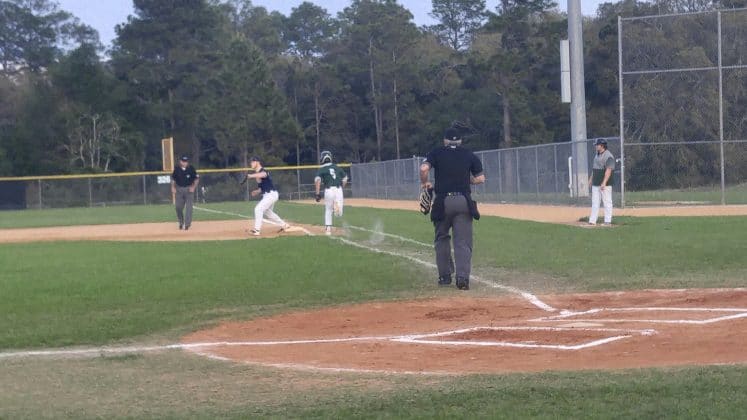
[497,150,503,197]
[717,11,726,205]
[142,175,147,205]
[515,148,520,195]
[38,179,42,209]
[618,16,626,208]
[553,144,559,197]
[535,147,540,200]
[88,178,93,207]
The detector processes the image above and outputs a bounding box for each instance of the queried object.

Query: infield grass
[2,201,746,349]
[1,202,746,418]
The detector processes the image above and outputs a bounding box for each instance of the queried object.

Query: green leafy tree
[204,36,300,167]
[429,0,488,51]
[111,0,227,167]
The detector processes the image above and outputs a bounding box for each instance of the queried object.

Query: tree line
[0,0,745,181]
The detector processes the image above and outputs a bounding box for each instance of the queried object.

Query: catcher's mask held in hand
[419,187,434,215]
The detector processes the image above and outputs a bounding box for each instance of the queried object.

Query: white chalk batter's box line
[390,326,656,350]
[531,307,747,325]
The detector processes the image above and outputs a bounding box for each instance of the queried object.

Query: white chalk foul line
[332,236,557,312]
[195,205,556,312]
[345,225,432,247]
[193,206,314,236]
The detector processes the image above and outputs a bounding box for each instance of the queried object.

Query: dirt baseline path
[0,220,323,243]
[183,289,747,374]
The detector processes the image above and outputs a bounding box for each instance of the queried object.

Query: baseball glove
[419,187,434,215]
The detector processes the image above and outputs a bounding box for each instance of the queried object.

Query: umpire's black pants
[434,195,473,280]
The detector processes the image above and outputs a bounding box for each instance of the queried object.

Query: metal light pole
[568,0,589,197]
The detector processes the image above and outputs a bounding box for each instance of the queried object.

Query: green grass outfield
[1,201,746,418]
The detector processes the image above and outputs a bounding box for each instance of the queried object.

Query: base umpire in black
[420,127,485,290]
[171,155,199,230]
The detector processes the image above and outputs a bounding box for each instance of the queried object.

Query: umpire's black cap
[443,127,462,141]
[179,155,189,161]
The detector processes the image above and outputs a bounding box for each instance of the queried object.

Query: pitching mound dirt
[183,289,747,374]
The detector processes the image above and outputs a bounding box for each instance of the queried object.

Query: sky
[56,0,608,47]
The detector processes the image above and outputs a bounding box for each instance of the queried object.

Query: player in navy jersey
[244,156,290,236]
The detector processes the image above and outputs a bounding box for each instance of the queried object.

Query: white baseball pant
[254,190,286,231]
[324,186,344,226]
[589,186,613,224]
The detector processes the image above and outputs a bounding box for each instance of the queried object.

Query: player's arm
[250,187,262,197]
[314,176,323,202]
[601,168,612,190]
[340,168,349,188]
[189,171,199,193]
[420,162,432,188]
[247,170,268,180]
[601,157,614,190]
[470,154,485,185]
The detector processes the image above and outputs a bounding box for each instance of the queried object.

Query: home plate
[557,322,606,328]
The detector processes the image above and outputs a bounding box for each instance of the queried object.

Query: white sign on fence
[157,176,171,185]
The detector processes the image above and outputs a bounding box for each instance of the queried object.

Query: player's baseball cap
[179,155,189,161]
[594,138,608,146]
[250,156,262,164]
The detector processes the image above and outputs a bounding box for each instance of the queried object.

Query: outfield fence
[352,139,623,206]
[0,165,350,210]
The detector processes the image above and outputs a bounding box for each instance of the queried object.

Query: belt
[445,192,464,196]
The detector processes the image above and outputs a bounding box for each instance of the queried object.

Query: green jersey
[316,163,346,188]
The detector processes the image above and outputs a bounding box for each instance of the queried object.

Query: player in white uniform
[314,151,348,235]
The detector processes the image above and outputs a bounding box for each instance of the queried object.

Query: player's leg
[451,197,473,289]
[334,187,344,217]
[253,194,271,233]
[184,188,194,229]
[589,186,601,225]
[602,187,613,224]
[175,188,185,229]
[324,188,334,231]
[434,203,455,286]
[263,191,288,228]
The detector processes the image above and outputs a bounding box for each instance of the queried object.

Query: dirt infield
[342,199,747,224]
[183,288,747,374]
[0,220,322,243]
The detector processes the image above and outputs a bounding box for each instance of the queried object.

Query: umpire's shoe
[438,275,452,286]
[456,276,469,291]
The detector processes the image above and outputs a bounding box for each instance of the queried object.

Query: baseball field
[1,200,746,418]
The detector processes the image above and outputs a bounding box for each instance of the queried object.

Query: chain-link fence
[619,8,747,205]
[351,138,622,206]
[0,166,336,210]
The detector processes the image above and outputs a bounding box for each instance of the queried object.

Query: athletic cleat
[179,224,184,230]
[279,224,291,233]
[184,225,190,231]
[456,277,469,290]
[438,276,452,286]
[325,226,332,236]
[249,229,261,237]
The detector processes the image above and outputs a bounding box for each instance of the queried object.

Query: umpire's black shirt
[424,146,483,195]
[171,165,198,187]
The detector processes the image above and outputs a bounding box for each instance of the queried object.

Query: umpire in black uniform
[420,128,485,290]
[171,155,199,230]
